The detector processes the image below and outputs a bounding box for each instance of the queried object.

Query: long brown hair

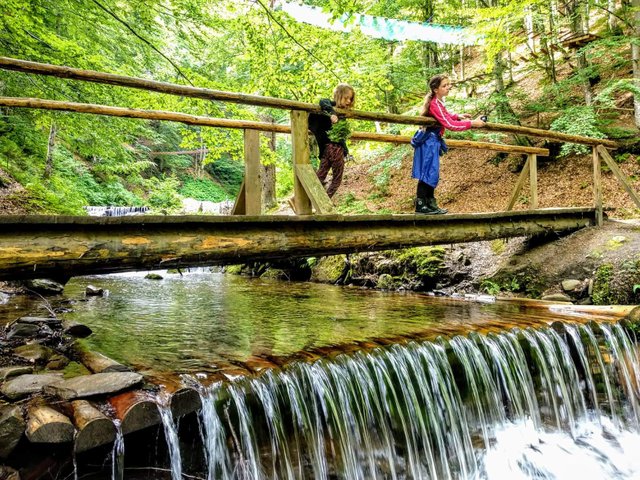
[419,74,448,117]
[333,83,355,109]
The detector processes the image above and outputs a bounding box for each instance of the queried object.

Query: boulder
[0,366,33,381]
[23,279,64,295]
[0,373,64,400]
[85,285,104,296]
[561,279,582,291]
[44,372,144,400]
[12,344,57,364]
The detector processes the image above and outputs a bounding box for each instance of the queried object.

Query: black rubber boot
[428,197,447,214]
[415,197,436,215]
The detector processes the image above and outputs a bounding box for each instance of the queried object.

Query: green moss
[605,236,627,250]
[393,246,446,279]
[592,263,614,305]
[376,273,400,290]
[260,269,286,280]
[481,267,546,298]
[224,265,243,275]
[311,255,348,283]
[490,239,506,255]
[62,361,91,379]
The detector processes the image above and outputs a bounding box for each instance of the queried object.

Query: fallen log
[70,342,130,373]
[25,404,75,443]
[70,400,116,453]
[109,390,160,435]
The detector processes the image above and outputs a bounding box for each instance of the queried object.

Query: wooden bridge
[0,57,639,280]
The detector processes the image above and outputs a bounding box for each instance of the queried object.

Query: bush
[179,177,229,202]
[550,106,605,156]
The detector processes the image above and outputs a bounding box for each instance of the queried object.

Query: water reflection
[62,270,590,376]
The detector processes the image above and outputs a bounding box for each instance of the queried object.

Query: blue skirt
[411,130,445,188]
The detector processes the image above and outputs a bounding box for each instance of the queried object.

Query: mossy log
[70,342,129,373]
[25,405,75,444]
[71,400,116,453]
[0,209,596,280]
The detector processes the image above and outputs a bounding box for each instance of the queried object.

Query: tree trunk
[569,0,593,104]
[633,0,640,127]
[44,122,56,179]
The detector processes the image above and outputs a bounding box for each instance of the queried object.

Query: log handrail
[0,97,549,155]
[0,56,618,148]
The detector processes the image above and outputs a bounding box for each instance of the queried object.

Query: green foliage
[327,120,352,143]
[179,177,230,202]
[368,145,408,193]
[205,157,244,196]
[393,247,446,279]
[146,176,182,211]
[550,106,605,156]
[336,193,373,214]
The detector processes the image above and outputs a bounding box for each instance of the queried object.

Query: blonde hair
[419,74,449,117]
[333,83,355,108]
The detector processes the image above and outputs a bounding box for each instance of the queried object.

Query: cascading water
[186,322,640,479]
[84,206,149,217]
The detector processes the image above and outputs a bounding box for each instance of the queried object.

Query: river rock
[62,320,92,338]
[5,323,39,340]
[46,354,70,370]
[0,366,33,381]
[85,285,104,296]
[16,317,62,326]
[0,373,64,400]
[0,406,25,458]
[44,372,144,400]
[12,344,57,363]
[561,279,582,291]
[540,293,573,303]
[144,273,163,280]
[24,279,64,295]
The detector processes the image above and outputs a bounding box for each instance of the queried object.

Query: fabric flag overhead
[276,1,478,46]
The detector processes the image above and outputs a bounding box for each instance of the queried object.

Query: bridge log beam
[0,209,595,281]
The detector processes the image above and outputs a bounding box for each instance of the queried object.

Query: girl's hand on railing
[471,117,486,128]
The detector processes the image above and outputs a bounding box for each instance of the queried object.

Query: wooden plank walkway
[0,208,596,280]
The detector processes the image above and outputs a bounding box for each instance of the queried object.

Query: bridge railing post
[592,145,603,226]
[528,154,538,209]
[290,110,312,215]
[231,129,262,215]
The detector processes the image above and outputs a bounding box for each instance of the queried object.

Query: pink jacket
[429,98,471,135]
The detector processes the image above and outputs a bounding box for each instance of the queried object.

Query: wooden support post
[243,129,262,215]
[290,110,312,215]
[593,146,603,226]
[596,145,640,210]
[506,155,531,210]
[528,154,538,209]
[231,180,246,215]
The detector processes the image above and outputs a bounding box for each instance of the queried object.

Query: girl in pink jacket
[411,74,485,214]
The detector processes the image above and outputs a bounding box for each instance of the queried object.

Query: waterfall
[111,420,125,480]
[189,322,640,479]
[84,206,149,217]
[157,395,183,480]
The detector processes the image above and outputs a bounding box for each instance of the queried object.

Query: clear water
[61,270,573,375]
[57,271,640,479]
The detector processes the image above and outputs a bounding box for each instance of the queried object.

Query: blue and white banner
[276,1,479,46]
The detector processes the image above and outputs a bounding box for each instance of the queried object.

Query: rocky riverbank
[230,218,640,305]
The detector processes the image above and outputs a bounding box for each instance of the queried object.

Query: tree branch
[252,0,341,81]
[90,0,194,86]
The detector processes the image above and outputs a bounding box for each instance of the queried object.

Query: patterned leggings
[316,143,345,198]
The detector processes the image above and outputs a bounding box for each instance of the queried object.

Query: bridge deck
[0,208,596,280]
